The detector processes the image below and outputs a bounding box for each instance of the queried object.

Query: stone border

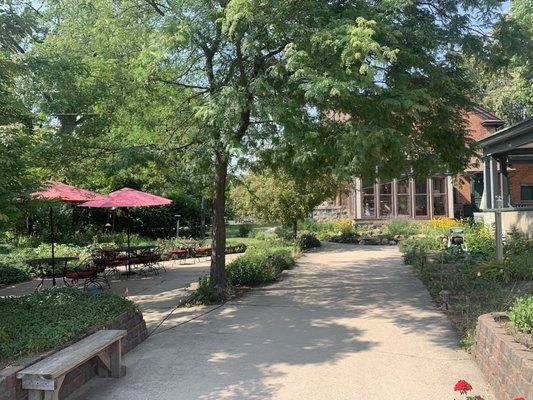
[0,310,147,400]
[472,313,532,399]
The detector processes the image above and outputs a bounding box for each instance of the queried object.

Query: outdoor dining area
[24,182,237,292]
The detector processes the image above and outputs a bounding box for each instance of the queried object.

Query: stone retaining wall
[0,310,147,400]
[473,313,532,400]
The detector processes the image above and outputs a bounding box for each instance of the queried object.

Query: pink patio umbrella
[79,188,172,274]
[30,182,104,285]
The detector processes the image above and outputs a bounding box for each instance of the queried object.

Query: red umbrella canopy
[31,182,104,204]
[79,187,172,208]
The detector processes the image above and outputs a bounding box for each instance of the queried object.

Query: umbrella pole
[126,208,131,274]
[50,207,56,286]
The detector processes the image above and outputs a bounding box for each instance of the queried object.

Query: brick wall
[0,310,147,400]
[508,164,533,206]
[473,313,532,399]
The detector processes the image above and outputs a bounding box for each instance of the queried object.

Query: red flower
[454,380,473,393]
[477,397,485,400]
[514,398,525,400]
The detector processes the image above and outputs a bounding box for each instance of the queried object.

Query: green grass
[0,288,136,363]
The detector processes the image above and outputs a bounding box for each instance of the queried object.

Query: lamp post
[494,196,504,263]
[175,214,181,238]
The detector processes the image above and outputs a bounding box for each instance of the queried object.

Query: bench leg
[28,390,43,400]
[43,391,59,400]
[109,339,123,378]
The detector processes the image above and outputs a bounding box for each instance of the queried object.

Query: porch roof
[478,118,533,163]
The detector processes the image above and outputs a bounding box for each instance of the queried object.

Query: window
[521,185,533,202]
[362,180,376,218]
[397,179,411,216]
[379,181,393,218]
[415,178,428,216]
[432,177,447,216]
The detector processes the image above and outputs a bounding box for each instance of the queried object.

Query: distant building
[314,108,533,223]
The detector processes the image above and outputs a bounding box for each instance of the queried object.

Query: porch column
[446,175,454,218]
[498,158,510,207]
[354,178,362,219]
[489,157,498,209]
[483,157,496,209]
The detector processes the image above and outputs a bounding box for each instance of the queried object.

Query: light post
[494,197,504,263]
[175,214,181,238]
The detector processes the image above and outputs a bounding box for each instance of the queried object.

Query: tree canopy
[0,0,516,292]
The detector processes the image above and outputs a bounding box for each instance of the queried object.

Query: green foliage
[468,0,533,124]
[299,219,336,234]
[464,223,495,259]
[332,218,354,235]
[231,170,337,233]
[296,231,321,250]
[509,296,533,334]
[187,276,230,306]
[0,264,29,285]
[0,287,136,361]
[398,237,444,258]
[384,219,423,237]
[507,246,533,281]
[227,248,294,287]
[238,224,253,238]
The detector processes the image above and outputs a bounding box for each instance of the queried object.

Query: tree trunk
[199,195,206,238]
[210,154,228,295]
[292,219,298,239]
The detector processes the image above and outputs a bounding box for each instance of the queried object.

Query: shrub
[299,218,336,233]
[398,236,444,255]
[473,260,511,283]
[507,246,533,280]
[464,222,495,259]
[296,231,321,250]
[428,217,466,230]
[274,226,294,240]
[0,288,136,361]
[385,219,422,237]
[333,218,354,234]
[254,230,267,240]
[0,264,29,285]
[187,276,230,305]
[509,296,533,334]
[238,224,253,238]
[227,249,294,286]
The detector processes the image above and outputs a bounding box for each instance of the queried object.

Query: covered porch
[479,118,533,209]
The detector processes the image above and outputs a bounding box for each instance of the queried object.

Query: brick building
[314,108,533,221]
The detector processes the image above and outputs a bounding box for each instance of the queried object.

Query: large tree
[231,170,337,237]
[137,0,503,294]
[467,0,532,124]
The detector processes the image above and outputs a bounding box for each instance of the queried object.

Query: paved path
[71,243,495,400]
[1,256,236,331]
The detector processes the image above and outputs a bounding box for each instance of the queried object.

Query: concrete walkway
[71,243,495,400]
[1,256,236,331]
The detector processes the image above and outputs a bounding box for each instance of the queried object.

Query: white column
[489,157,498,209]
[482,158,491,209]
[410,178,416,218]
[354,178,362,219]
[446,175,454,218]
[428,177,433,218]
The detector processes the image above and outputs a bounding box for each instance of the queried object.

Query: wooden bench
[16,330,127,400]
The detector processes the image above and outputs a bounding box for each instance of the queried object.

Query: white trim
[354,178,362,219]
[446,176,454,218]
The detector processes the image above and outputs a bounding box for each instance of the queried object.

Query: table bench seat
[17,330,127,400]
